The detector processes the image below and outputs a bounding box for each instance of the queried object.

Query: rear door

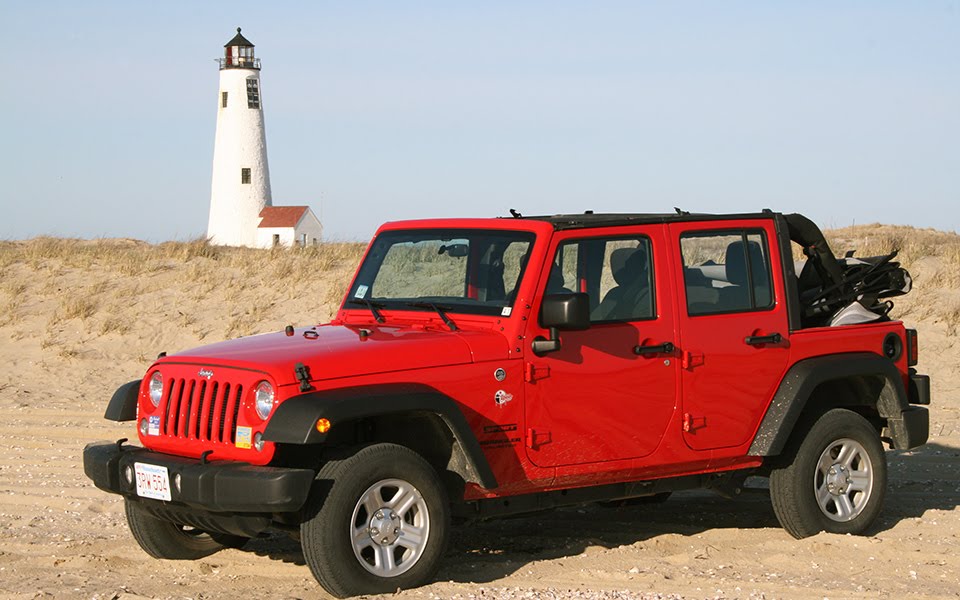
[669,219,791,451]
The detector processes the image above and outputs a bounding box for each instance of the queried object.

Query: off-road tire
[770,408,887,539]
[124,499,242,559]
[300,443,450,598]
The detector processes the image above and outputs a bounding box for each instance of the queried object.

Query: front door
[524,226,679,468]
[670,220,791,451]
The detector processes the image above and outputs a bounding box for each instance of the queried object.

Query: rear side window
[680,230,772,315]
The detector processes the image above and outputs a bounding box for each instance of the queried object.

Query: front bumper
[83,441,315,513]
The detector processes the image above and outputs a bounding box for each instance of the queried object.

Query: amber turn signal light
[316,418,331,434]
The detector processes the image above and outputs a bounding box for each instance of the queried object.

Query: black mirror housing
[540,293,590,331]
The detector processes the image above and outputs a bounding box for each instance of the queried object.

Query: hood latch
[294,362,314,392]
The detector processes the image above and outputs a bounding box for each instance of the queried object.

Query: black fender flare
[749,352,915,456]
[263,383,497,489]
[104,380,140,422]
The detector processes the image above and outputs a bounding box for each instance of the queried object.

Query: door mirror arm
[532,293,590,356]
[532,327,561,356]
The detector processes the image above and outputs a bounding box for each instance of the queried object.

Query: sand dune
[0,227,958,599]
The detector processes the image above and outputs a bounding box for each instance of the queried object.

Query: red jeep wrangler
[84,211,930,597]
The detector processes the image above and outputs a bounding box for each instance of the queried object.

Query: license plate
[134,462,172,501]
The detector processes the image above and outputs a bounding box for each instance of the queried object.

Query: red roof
[258,206,308,228]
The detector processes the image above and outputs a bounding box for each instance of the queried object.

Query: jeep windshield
[347,229,535,317]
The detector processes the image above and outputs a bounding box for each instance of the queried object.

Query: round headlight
[148,372,163,407]
[254,381,275,420]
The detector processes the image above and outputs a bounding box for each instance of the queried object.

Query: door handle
[634,341,675,356]
[744,333,782,346]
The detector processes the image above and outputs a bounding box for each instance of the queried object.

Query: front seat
[593,248,652,321]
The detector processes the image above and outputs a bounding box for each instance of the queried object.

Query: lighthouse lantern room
[220,28,260,69]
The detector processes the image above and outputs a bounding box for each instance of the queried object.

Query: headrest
[610,248,647,286]
[725,240,765,287]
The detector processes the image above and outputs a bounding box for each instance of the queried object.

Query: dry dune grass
[0,238,366,366]
[0,224,958,364]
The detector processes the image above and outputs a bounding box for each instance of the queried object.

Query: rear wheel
[300,443,450,598]
[770,408,887,538]
[124,499,244,559]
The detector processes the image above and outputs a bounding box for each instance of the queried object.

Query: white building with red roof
[256,206,323,248]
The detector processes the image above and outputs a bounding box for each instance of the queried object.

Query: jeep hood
[163,325,508,386]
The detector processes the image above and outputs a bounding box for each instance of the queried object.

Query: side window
[550,236,655,322]
[680,230,772,315]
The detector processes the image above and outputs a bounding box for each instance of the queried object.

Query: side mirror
[540,293,591,330]
[532,293,590,355]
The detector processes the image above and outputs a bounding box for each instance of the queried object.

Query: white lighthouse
[207,28,272,247]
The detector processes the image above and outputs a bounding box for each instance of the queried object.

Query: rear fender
[750,352,924,455]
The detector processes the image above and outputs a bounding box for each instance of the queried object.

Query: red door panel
[670,220,791,451]
[524,225,679,467]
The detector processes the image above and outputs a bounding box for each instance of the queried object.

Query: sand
[0,235,958,600]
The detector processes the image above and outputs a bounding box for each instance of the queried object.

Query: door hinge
[524,363,551,383]
[681,350,704,370]
[683,413,706,433]
[525,428,552,449]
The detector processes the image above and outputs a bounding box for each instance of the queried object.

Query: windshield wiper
[346,298,386,323]
[406,302,458,331]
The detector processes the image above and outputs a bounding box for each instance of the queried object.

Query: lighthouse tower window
[241,168,251,184]
[246,78,260,109]
[221,92,228,108]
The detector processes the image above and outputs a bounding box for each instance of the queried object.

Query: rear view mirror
[438,243,469,258]
[533,293,590,355]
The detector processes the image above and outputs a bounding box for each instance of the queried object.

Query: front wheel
[300,444,450,598]
[769,408,887,539]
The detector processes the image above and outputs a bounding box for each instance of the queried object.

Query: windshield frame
[345,228,537,317]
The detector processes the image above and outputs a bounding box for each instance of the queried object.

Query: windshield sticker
[501,307,512,316]
[354,285,369,299]
[494,390,513,407]
[147,416,161,436]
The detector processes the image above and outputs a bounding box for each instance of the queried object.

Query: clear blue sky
[2,2,958,242]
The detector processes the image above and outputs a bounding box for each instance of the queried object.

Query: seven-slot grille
[160,378,244,444]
